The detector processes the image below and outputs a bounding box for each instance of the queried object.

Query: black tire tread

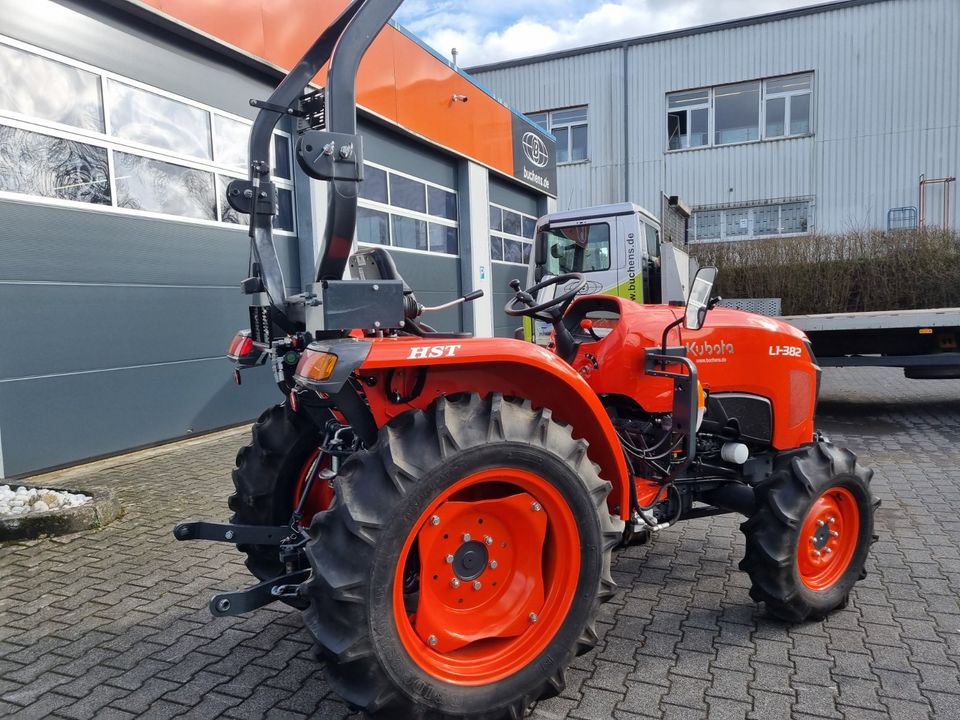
[301,393,621,719]
[739,442,878,622]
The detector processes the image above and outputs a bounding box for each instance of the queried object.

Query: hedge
[693,229,960,315]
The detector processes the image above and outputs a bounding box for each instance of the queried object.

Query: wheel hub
[798,487,859,590]
[452,540,488,581]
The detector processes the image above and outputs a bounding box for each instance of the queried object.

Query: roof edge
[465,0,892,73]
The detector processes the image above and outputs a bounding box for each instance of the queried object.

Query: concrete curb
[0,484,122,542]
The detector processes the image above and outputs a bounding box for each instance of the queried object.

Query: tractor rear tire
[739,442,878,622]
[301,393,621,719]
[228,403,330,590]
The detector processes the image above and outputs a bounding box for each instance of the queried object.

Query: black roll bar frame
[241,0,404,318]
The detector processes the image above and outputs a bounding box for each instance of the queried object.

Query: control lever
[418,289,484,314]
[509,279,537,308]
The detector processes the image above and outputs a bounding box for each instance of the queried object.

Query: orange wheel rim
[292,448,333,527]
[393,467,581,685]
[798,486,860,591]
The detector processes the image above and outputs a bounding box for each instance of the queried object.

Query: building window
[691,200,812,242]
[489,203,536,264]
[667,73,813,150]
[667,90,709,150]
[527,106,587,164]
[0,35,296,233]
[357,161,458,256]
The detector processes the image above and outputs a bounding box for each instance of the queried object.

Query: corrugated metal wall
[472,0,959,232]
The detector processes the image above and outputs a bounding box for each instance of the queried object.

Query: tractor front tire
[301,393,621,719]
[740,442,878,622]
[228,403,329,586]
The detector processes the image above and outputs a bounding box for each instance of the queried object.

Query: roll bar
[233,0,404,317]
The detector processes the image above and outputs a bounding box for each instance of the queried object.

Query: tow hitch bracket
[209,569,310,617]
[174,521,292,546]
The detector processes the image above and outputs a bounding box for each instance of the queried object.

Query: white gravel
[0,485,91,517]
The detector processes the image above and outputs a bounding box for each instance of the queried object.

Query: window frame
[689,199,814,243]
[489,202,537,266]
[0,34,296,235]
[666,72,814,152]
[356,160,460,257]
[526,105,588,165]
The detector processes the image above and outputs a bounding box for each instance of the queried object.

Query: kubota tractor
[174,2,879,717]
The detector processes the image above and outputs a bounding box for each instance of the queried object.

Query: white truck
[525,202,960,379]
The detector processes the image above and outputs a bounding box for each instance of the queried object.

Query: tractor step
[173,520,294,545]
[209,569,311,617]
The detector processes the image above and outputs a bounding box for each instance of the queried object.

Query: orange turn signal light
[296,351,338,383]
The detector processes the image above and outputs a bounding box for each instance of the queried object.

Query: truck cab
[525,202,695,344]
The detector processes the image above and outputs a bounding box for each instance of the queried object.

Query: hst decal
[407,344,462,359]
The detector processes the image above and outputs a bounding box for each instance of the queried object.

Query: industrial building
[469,0,958,242]
[0,0,555,477]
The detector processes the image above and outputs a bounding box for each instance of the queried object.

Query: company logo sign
[687,339,735,362]
[521,132,549,168]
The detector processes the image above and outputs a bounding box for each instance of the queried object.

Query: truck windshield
[540,222,611,275]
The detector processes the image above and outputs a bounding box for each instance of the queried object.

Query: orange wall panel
[137,0,518,177]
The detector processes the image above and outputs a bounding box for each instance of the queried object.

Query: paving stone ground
[1,367,959,719]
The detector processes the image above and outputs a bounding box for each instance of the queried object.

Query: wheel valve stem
[529,612,538,622]
[531,502,542,512]
[430,515,440,526]
[428,635,438,646]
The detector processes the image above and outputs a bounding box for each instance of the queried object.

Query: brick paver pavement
[1,367,959,719]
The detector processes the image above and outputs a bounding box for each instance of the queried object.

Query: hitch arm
[173,521,294,545]
[209,570,310,617]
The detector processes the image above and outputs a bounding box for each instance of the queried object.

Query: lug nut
[825,547,833,554]
[829,530,839,537]
[817,520,826,528]
[462,533,472,542]
[483,535,493,545]
[428,635,438,646]
[529,612,538,622]
[828,516,836,524]
[531,502,542,512]
[445,554,454,564]
[430,515,440,525]
[472,581,482,591]
[450,578,460,588]
[813,550,821,557]
[489,560,498,569]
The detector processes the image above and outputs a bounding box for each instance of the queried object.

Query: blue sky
[395,0,826,67]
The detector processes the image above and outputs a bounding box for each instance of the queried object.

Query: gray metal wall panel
[0,284,251,380]
[492,264,526,337]
[0,358,277,477]
[473,0,960,232]
[489,177,539,216]
[362,120,458,188]
[0,193,300,291]
[2,0,276,119]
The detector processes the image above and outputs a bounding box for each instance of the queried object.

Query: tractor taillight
[294,350,338,385]
[227,332,255,360]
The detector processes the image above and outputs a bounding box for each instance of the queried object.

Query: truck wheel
[301,393,621,719]
[739,442,878,622]
[228,404,333,586]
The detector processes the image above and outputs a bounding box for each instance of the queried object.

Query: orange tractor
[175,2,878,717]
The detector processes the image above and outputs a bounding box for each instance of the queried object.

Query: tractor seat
[349,247,472,339]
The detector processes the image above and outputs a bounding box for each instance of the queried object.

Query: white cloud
[396,0,826,67]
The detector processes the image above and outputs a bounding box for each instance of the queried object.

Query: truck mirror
[684,266,718,331]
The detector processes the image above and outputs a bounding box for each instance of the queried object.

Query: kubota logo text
[407,344,461,359]
[687,339,735,358]
[521,132,549,168]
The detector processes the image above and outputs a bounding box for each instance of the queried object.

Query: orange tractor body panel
[356,336,633,519]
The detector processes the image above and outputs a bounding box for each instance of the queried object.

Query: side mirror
[684,266,718,331]
[534,227,547,265]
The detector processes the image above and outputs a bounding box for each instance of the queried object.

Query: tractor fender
[354,337,631,520]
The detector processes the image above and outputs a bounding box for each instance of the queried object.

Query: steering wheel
[504,273,586,321]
